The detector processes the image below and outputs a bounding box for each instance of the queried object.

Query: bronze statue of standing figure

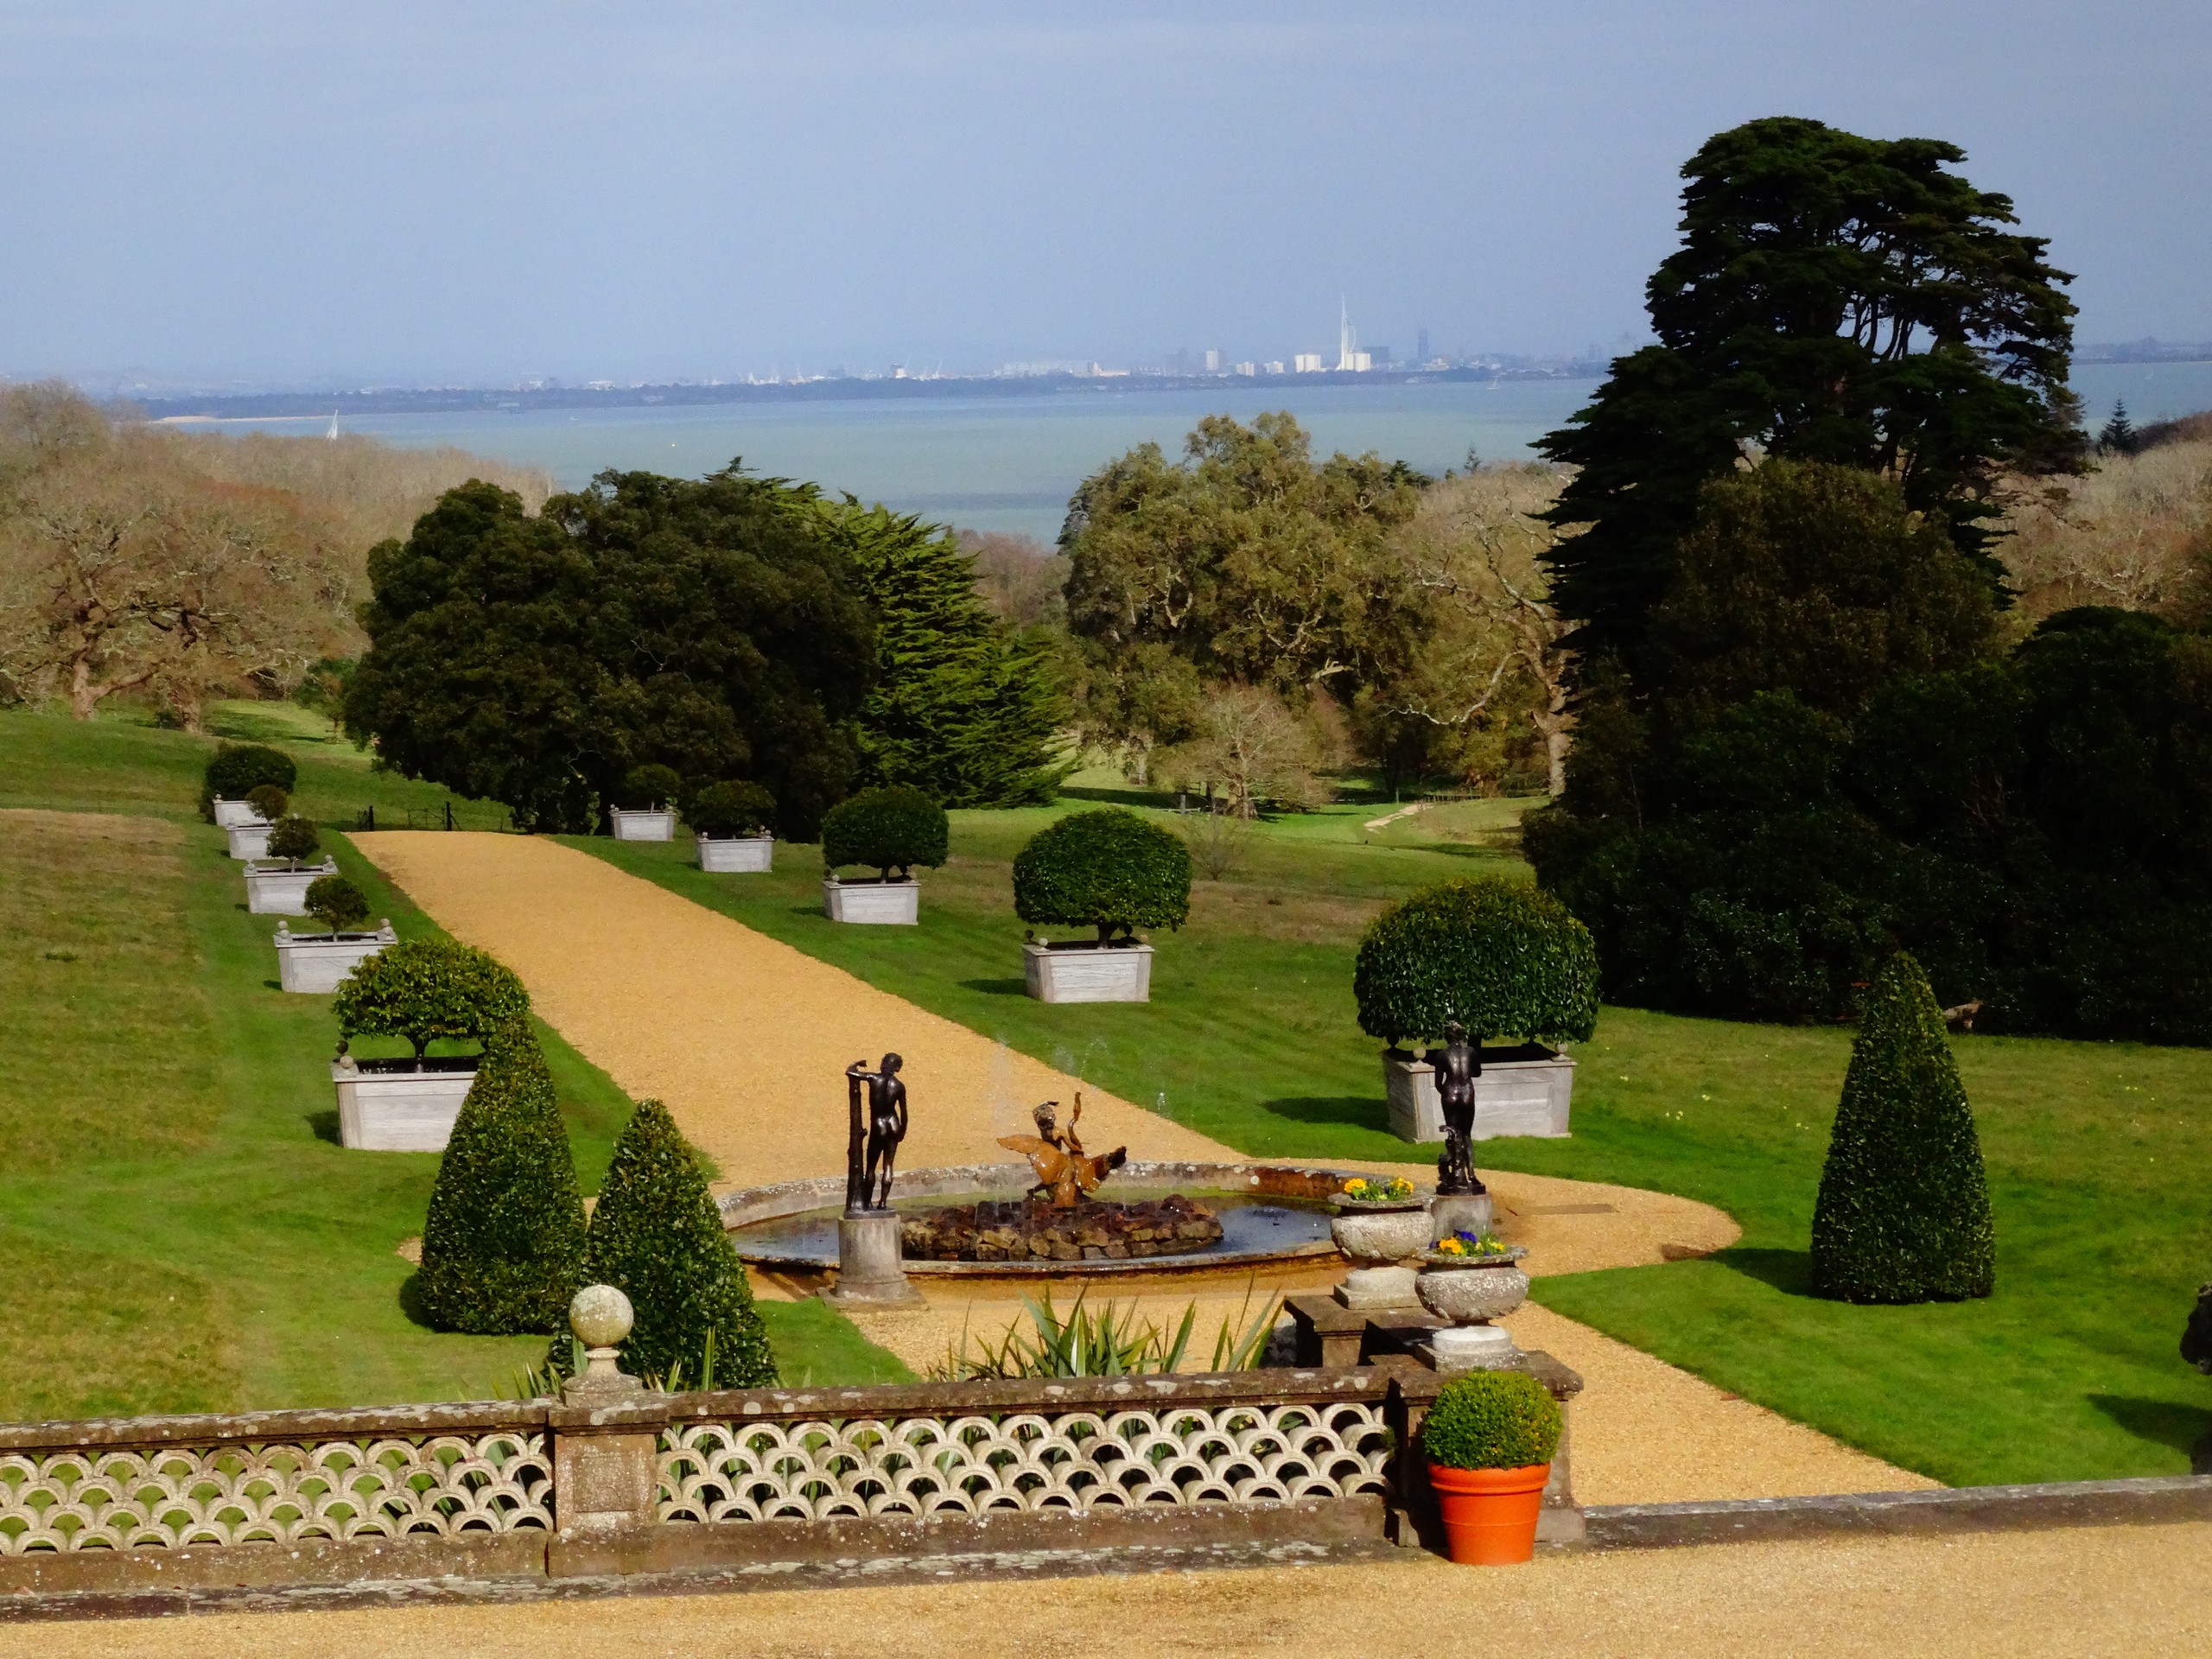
[843,1053,909,1213]
[1429,1020,1490,1198]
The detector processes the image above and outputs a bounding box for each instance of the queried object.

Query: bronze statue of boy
[843,1053,910,1213]
[1430,1020,1490,1198]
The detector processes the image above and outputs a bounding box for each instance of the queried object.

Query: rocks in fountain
[902,1195,1224,1262]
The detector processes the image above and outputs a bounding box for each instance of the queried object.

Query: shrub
[202,743,296,818]
[1012,808,1191,944]
[416,1021,588,1334]
[1354,876,1599,1049]
[687,779,776,839]
[245,783,291,822]
[820,785,949,880]
[334,938,531,1062]
[303,874,369,934]
[1811,951,1995,1303]
[1420,1370,1561,1470]
[620,763,684,810]
[576,1097,774,1389]
[265,814,321,863]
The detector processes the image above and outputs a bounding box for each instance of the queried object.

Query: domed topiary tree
[304,874,369,935]
[201,744,296,820]
[1013,808,1191,945]
[1811,950,1995,1304]
[416,1020,588,1333]
[577,1097,775,1389]
[1354,876,1599,1051]
[265,814,321,866]
[245,784,291,823]
[334,938,531,1065]
[621,763,685,810]
[820,785,948,881]
[687,779,777,840]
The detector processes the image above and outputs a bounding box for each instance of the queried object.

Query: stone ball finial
[569,1284,634,1349]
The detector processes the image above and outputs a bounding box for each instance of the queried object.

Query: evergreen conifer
[581,1097,775,1389]
[416,1020,588,1333]
[1811,951,1995,1303]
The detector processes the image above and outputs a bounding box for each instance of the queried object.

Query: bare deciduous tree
[1999,439,2212,620]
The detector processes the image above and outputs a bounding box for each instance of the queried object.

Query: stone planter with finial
[274,918,397,993]
[1416,1245,1529,1370]
[1329,1193,1433,1308]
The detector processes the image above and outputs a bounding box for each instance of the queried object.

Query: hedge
[1353,875,1599,1049]
[1810,950,1995,1303]
[333,938,531,1062]
[820,785,948,880]
[201,744,296,819]
[1011,808,1191,944]
[415,1020,588,1334]
[574,1097,774,1389]
[1420,1370,1561,1470]
[687,779,776,839]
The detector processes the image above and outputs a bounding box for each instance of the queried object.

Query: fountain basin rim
[720,1160,1395,1277]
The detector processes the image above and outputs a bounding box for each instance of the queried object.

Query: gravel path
[15,1522,2208,1656]
[351,831,1932,1503]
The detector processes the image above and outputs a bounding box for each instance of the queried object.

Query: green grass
[0,707,909,1414]
[580,808,2212,1486]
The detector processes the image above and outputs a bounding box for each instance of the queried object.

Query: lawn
[0,709,910,1417]
[579,802,2212,1487]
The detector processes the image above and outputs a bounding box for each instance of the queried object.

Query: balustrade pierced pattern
[658,1402,1392,1522]
[0,1433,551,1553]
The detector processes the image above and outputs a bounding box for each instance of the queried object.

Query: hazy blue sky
[5,1,2207,388]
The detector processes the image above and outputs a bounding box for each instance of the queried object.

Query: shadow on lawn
[2087,1393,2212,1464]
[958,977,1028,997]
[305,1109,341,1147]
[1712,1245,1821,1298]
[1261,1096,1395,1134]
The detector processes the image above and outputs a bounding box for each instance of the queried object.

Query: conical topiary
[580,1097,775,1389]
[1811,951,1995,1303]
[416,1020,588,1333]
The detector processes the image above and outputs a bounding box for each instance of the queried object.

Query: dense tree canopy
[1540,116,2080,668]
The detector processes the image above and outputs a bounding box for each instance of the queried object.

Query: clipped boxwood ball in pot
[202,744,297,819]
[266,814,322,864]
[1420,1369,1562,1471]
[620,764,685,810]
[1013,808,1191,945]
[688,779,777,840]
[821,786,948,880]
[1354,875,1598,1051]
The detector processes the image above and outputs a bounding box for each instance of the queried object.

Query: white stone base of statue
[824,1211,925,1308]
[1431,1191,1495,1241]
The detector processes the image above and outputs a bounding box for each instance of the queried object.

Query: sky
[4,1,2209,390]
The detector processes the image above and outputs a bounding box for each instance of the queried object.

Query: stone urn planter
[226,822,275,860]
[274,918,396,994]
[212,798,267,830]
[1022,939,1154,1003]
[1382,1045,1575,1143]
[244,855,340,915]
[823,876,920,925]
[1415,1247,1530,1369]
[696,833,773,874]
[609,807,675,842]
[332,1054,478,1151]
[1329,1196,1432,1308]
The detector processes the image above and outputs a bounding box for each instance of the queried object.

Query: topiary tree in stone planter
[1012,808,1191,1002]
[569,1096,775,1389]
[608,763,684,842]
[202,743,296,823]
[304,874,369,935]
[244,814,336,915]
[1811,950,1995,1304]
[416,1020,588,1334]
[329,939,532,1150]
[245,784,292,823]
[1354,877,1599,1143]
[818,785,947,923]
[264,814,321,866]
[688,779,778,874]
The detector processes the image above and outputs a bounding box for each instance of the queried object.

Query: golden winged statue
[997,1093,1128,1209]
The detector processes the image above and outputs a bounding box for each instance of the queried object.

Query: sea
[191,360,2212,546]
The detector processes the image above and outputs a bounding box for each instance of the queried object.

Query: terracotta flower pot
[1427,1460,1549,1564]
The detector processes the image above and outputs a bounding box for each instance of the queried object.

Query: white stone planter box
[1023,940,1154,1002]
[212,798,268,830]
[822,877,920,925]
[226,823,273,860]
[697,833,773,873]
[244,856,339,915]
[1382,1047,1574,1142]
[333,1057,478,1151]
[610,807,675,841]
[274,919,396,993]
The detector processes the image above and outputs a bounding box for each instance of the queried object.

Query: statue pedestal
[1432,1191,1494,1241]
[823,1211,925,1309]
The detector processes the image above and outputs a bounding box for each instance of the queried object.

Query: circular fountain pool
[719,1160,1367,1276]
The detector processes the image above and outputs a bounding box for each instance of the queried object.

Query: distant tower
[1335,299,1357,372]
